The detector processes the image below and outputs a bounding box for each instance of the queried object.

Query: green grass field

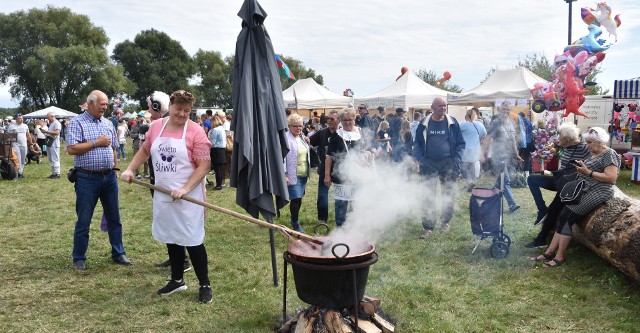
[1,142,639,332]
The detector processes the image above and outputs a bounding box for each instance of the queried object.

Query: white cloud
[1,0,638,107]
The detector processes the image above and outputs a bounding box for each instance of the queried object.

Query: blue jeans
[334,199,349,227]
[527,174,556,213]
[492,161,517,208]
[117,143,126,159]
[72,171,125,261]
[317,175,329,221]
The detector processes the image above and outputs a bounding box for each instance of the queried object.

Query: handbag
[225,135,233,152]
[559,179,586,205]
[45,136,55,147]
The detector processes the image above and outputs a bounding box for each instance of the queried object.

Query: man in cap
[413,97,465,239]
[389,108,406,161]
[372,106,385,134]
[356,104,374,148]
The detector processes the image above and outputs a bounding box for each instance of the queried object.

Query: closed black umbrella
[230,0,290,286]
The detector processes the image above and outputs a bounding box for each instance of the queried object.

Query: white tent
[282,78,352,109]
[447,67,548,105]
[22,106,78,119]
[355,71,449,109]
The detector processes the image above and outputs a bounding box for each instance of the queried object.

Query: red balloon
[401,67,409,74]
[443,71,452,80]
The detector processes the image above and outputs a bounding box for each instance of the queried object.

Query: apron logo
[157,143,177,154]
[160,153,174,162]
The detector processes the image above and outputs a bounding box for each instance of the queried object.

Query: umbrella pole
[127,178,324,246]
[269,229,278,286]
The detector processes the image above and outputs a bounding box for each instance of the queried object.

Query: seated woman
[529,127,620,267]
[525,122,590,248]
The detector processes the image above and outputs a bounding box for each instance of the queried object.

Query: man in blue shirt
[413,97,465,239]
[66,90,131,270]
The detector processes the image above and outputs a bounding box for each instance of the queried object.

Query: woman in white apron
[122,90,213,303]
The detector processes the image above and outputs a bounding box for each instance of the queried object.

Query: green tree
[0,6,135,111]
[112,29,195,108]
[276,55,323,90]
[192,50,232,109]
[415,69,463,93]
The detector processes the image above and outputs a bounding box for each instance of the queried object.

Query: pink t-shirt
[143,119,211,168]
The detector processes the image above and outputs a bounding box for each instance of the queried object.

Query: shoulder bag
[45,136,55,147]
[559,179,586,205]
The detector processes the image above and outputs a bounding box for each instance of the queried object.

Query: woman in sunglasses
[122,90,213,303]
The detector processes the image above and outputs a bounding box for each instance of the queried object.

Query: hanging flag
[275,54,295,79]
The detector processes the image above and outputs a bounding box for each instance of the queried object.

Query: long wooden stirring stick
[127,178,324,246]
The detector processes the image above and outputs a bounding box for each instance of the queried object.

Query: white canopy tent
[355,71,449,110]
[282,78,352,109]
[447,67,548,105]
[22,106,78,119]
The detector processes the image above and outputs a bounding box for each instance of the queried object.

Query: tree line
[0,6,322,112]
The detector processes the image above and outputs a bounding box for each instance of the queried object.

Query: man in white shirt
[7,114,29,178]
[43,112,62,178]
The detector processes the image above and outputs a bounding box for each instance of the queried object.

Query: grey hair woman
[525,122,591,248]
[530,126,620,267]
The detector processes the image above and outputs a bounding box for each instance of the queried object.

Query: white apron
[151,120,205,246]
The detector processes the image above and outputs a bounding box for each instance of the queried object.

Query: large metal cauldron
[284,235,378,309]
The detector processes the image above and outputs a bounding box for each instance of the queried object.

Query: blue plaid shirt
[67,110,118,170]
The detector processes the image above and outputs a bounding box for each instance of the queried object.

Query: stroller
[469,170,511,259]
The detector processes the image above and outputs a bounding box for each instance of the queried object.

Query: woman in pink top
[122,90,213,303]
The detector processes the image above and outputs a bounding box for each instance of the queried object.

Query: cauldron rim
[286,236,375,264]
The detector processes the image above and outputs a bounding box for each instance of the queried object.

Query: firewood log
[572,187,640,282]
[372,313,395,333]
[348,316,382,333]
[322,310,353,333]
[360,296,381,315]
[294,313,316,333]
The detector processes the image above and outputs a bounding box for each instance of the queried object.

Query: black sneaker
[198,285,212,303]
[534,211,546,225]
[157,279,187,296]
[509,205,520,213]
[524,239,547,248]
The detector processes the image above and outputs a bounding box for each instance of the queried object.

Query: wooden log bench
[572,187,640,283]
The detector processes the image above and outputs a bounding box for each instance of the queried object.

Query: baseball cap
[138,112,145,117]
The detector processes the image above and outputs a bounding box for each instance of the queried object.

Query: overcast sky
[1,0,639,108]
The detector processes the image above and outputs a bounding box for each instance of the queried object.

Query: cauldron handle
[331,243,350,259]
[313,223,330,236]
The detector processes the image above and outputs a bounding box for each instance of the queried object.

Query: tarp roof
[613,79,640,99]
[22,106,78,119]
[447,67,548,105]
[282,78,352,109]
[355,71,449,109]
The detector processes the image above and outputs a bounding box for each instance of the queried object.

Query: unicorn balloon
[581,2,622,42]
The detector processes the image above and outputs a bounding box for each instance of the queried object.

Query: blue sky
[1,0,639,108]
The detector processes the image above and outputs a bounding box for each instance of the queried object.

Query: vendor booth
[282,78,352,113]
[22,106,78,119]
[613,79,640,182]
[354,71,449,110]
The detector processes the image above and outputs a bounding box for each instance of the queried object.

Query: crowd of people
[1,90,622,304]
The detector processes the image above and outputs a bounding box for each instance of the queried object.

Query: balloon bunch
[531,2,622,118]
[343,88,354,97]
